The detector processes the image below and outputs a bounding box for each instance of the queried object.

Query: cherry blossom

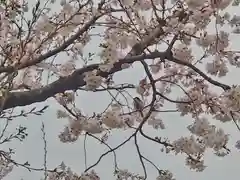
[0,0,238,180]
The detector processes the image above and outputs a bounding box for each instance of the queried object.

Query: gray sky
[1,1,240,180]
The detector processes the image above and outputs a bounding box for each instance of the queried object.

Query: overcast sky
[1,1,240,180]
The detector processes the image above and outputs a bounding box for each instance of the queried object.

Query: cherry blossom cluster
[0,156,13,180]
[46,162,99,180]
[0,0,239,179]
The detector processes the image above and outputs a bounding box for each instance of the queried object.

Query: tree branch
[0,14,102,74]
[0,18,231,111]
[0,48,232,110]
[1,25,166,110]
[164,50,231,91]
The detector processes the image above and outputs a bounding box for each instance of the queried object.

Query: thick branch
[1,24,166,110]
[1,51,162,110]
[0,19,231,111]
[1,49,232,110]
[1,64,97,110]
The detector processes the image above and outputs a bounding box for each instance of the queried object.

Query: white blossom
[182,22,196,35]
[156,170,175,180]
[185,0,206,10]
[148,118,165,129]
[83,118,103,134]
[1,1,239,179]
[102,110,124,128]
[83,70,103,90]
[172,43,193,62]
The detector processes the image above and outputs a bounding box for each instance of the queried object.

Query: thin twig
[84,133,87,169]
[41,121,48,180]
[134,135,147,179]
